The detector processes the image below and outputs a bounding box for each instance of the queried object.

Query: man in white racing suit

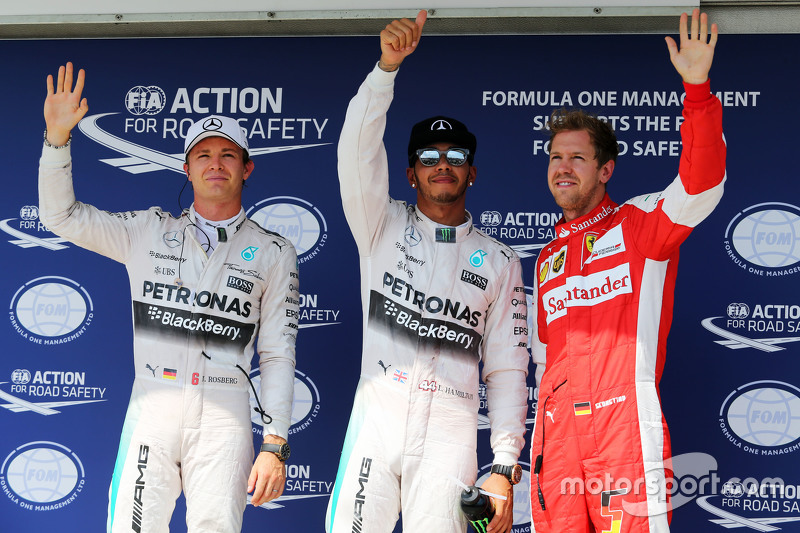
[325,11,529,533]
[38,63,298,532]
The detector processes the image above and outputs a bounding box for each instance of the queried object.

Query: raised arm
[665,8,718,84]
[628,8,725,259]
[337,10,427,253]
[44,62,89,146]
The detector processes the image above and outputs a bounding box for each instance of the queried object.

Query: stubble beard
[416,171,469,205]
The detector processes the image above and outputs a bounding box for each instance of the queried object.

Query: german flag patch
[573,401,592,416]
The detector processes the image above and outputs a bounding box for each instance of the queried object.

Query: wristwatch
[491,463,523,485]
[260,442,291,462]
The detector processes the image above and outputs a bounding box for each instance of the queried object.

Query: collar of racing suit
[552,193,619,239]
[410,204,475,243]
[185,204,248,240]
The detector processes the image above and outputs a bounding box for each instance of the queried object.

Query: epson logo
[227,276,254,295]
[461,270,488,291]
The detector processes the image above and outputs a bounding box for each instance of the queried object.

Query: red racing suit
[529,80,726,533]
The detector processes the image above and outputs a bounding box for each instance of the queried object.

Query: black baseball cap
[407,116,477,166]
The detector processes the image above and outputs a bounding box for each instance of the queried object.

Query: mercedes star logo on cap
[203,117,223,131]
[431,119,452,131]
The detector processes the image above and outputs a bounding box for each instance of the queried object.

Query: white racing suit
[325,64,530,533]
[38,144,299,532]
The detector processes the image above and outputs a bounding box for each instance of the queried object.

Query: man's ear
[406,167,417,188]
[243,160,255,181]
[599,160,614,184]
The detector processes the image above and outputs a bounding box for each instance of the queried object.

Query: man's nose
[434,153,452,169]
[555,158,572,173]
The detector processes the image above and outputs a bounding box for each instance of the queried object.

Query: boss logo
[461,270,488,291]
[227,276,254,294]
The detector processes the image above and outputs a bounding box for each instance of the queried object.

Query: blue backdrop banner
[1,32,797,533]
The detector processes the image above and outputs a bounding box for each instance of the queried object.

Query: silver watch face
[278,443,291,461]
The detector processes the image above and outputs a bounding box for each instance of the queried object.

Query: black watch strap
[491,463,522,485]
[260,442,291,462]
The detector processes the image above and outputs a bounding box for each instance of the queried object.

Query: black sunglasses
[415,148,470,167]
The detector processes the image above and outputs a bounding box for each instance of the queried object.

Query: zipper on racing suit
[534,378,566,511]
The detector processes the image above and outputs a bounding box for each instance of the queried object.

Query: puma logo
[146,364,159,377]
[378,360,391,375]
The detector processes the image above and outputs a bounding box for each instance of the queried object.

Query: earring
[412,183,416,188]
[468,182,473,187]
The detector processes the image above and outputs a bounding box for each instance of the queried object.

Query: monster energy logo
[469,517,490,533]
[435,227,456,243]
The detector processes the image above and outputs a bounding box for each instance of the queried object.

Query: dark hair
[547,108,618,168]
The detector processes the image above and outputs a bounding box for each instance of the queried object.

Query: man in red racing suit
[529,10,726,533]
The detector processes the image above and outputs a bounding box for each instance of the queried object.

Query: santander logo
[541,263,632,324]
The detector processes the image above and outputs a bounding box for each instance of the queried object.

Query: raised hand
[665,8,718,85]
[378,10,427,72]
[44,62,88,146]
